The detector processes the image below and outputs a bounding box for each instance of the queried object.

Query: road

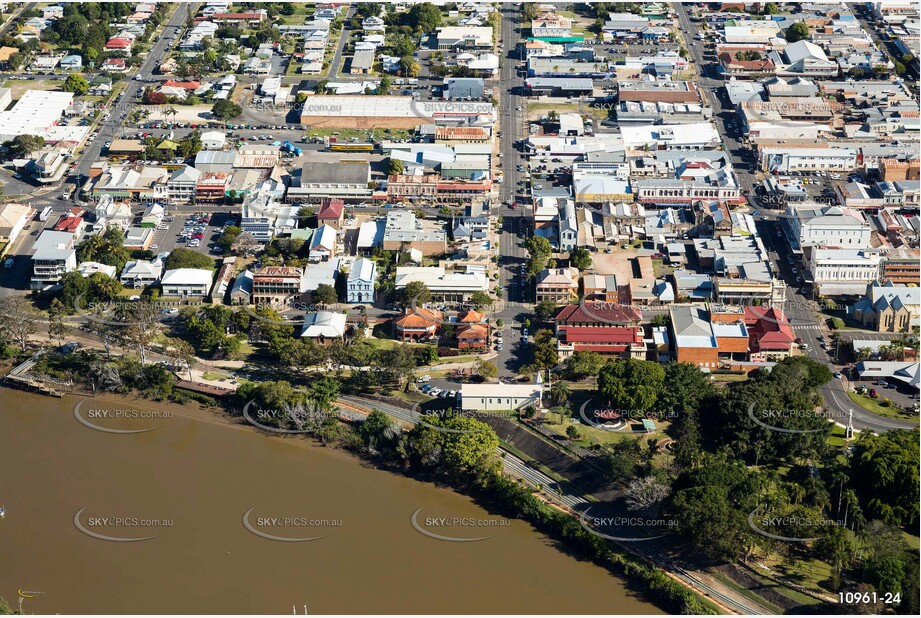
[493,4,531,378]
[337,393,763,614]
[73,2,198,183]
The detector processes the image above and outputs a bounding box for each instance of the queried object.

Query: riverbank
[1,385,665,615]
[0,382,718,614]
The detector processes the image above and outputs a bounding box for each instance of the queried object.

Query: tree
[216,225,242,252]
[47,298,68,343]
[469,290,492,310]
[568,247,592,270]
[534,300,558,322]
[549,381,570,407]
[59,270,90,311]
[377,75,392,95]
[0,296,41,351]
[564,350,605,380]
[532,329,559,370]
[407,2,442,33]
[525,235,552,277]
[597,358,665,415]
[475,359,498,382]
[785,22,809,43]
[164,248,214,271]
[656,362,714,416]
[625,476,670,513]
[386,158,404,176]
[849,430,919,527]
[63,73,89,95]
[211,99,243,121]
[314,283,338,306]
[3,134,45,159]
[397,281,431,309]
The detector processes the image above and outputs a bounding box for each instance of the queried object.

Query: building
[743,306,795,361]
[161,268,213,298]
[881,246,920,286]
[308,224,337,262]
[668,303,749,369]
[346,257,377,304]
[760,148,857,174]
[460,383,543,412]
[785,204,871,251]
[30,230,76,290]
[77,262,117,279]
[394,266,489,302]
[393,307,441,342]
[443,77,485,100]
[120,259,164,288]
[350,49,375,74]
[0,203,35,245]
[382,210,447,256]
[807,248,882,296]
[554,302,644,359]
[287,161,371,201]
[201,131,226,150]
[436,27,493,49]
[251,266,305,307]
[535,268,579,304]
[317,198,345,229]
[300,311,347,344]
[0,90,73,143]
[850,282,920,333]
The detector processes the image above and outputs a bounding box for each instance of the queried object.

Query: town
[0,2,917,616]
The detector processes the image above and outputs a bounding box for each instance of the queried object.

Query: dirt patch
[589,248,640,281]
[712,563,804,612]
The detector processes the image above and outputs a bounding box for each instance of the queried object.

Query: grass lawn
[542,416,671,448]
[710,373,750,383]
[847,391,919,422]
[827,423,848,449]
[758,554,833,603]
[201,370,232,381]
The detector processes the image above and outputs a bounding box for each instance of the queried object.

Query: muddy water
[0,389,660,614]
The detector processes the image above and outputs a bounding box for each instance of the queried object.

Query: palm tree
[549,380,570,407]
[547,109,559,121]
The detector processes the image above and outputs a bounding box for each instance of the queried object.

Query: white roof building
[301,311,347,339]
[0,90,74,143]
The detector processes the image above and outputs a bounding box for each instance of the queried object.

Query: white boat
[0,506,5,518]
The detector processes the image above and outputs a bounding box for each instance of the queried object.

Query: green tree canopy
[164,248,215,271]
[597,358,665,414]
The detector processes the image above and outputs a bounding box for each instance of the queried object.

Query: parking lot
[149,209,239,256]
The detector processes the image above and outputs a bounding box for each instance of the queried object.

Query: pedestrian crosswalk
[792,323,824,331]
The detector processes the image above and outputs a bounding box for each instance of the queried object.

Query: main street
[493,3,530,378]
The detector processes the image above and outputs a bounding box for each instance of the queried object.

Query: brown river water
[0,389,661,614]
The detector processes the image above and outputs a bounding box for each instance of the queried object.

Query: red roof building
[555,302,643,326]
[105,37,132,51]
[101,57,127,71]
[554,303,645,359]
[162,80,202,90]
[394,308,442,341]
[744,306,796,360]
[53,214,84,234]
[317,198,345,229]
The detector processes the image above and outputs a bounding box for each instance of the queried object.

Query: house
[0,46,21,70]
[394,307,441,342]
[120,259,164,288]
[460,383,543,412]
[30,230,76,290]
[89,76,113,96]
[317,198,345,229]
[309,224,337,262]
[849,281,920,333]
[743,306,796,360]
[60,55,83,71]
[104,37,132,52]
[536,268,579,304]
[52,213,86,237]
[300,311,347,344]
[0,203,35,245]
[101,57,127,72]
[346,257,377,304]
[77,262,117,279]
[350,49,375,74]
[161,268,213,298]
[251,266,305,308]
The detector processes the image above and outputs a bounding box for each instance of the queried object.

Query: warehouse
[0,90,74,142]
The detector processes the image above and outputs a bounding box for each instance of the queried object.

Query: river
[0,389,660,614]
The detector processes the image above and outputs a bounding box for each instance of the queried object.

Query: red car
[869,388,877,399]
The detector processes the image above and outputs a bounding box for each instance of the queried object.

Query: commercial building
[460,383,543,412]
[668,303,749,369]
[287,161,371,201]
[784,204,871,251]
[394,266,489,302]
[807,248,882,296]
[435,27,493,50]
[346,257,377,304]
[0,203,35,245]
[0,90,74,143]
[300,311,347,343]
